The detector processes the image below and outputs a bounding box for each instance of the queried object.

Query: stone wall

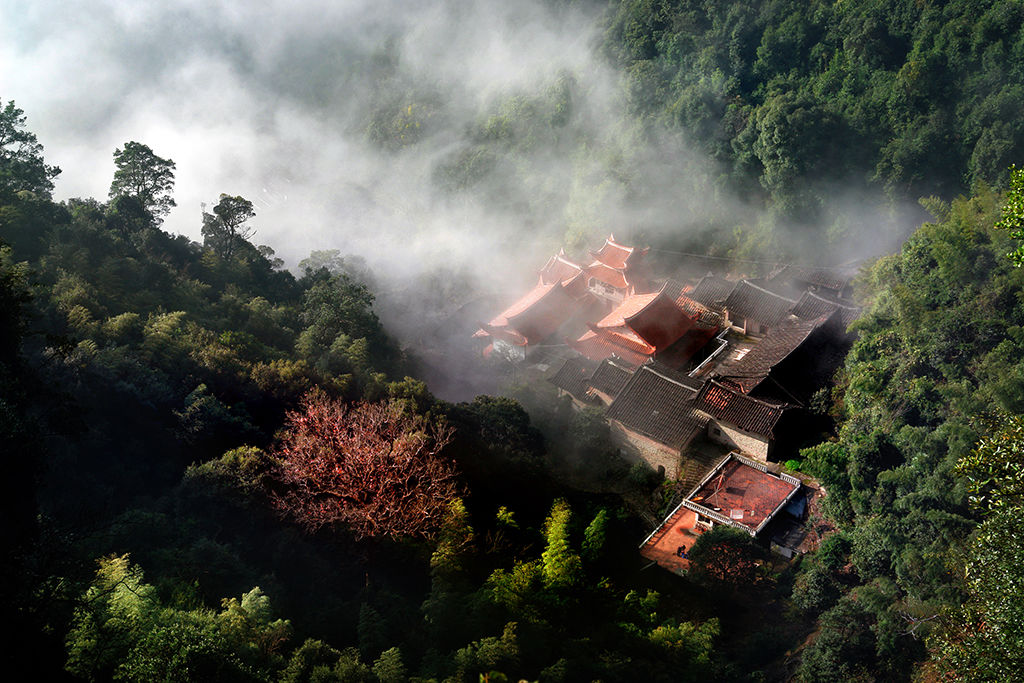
[609,421,682,478]
[706,421,771,460]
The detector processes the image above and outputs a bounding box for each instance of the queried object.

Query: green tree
[996,165,1024,266]
[295,273,388,375]
[202,194,256,260]
[540,498,582,591]
[371,647,406,683]
[581,508,609,564]
[931,415,1024,679]
[66,555,291,681]
[109,141,176,223]
[686,526,768,592]
[0,99,60,198]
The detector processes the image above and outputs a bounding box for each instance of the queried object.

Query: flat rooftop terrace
[688,457,798,533]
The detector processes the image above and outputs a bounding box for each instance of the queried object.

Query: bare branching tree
[270,392,459,540]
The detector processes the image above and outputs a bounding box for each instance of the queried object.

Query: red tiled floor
[640,509,705,573]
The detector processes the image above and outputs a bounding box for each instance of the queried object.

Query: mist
[1,0,916,397]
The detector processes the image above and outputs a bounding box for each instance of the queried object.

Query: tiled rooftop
[539,251,583,286]
[688,274,735,310]
[714,312,837,390]
[596,293,661,327]
[480,280,579,345]
[548,357,597,402]
[768,264,855,293]
[571,331,651,367]
[694,381,788,438]
[587,358,633,398]
[487,282,557,328]
[589,235,645,269]
[724,280,797,328]
[687,456,799,534]
[572,291,699,366]
[606,365,708,449]
[790,290,861,327]
[585,262,630,289]
[624,294,696,350]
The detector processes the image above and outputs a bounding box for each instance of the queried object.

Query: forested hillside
[0,102,748,682]
[797,184,1024,680]
[605,0,1024,251]
[4,0,1024,681]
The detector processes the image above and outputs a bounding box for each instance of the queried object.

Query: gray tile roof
[724,280,797,328]
[588,358,633,398]
[548,357,598,401]
[606,366,708,449]
[689,274,735,310]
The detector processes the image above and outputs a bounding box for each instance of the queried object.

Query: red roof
[655,325,721,369]
[694,381,788,438]
[561,270,589,298]
[582,235,650,292]
[588,234,646,269]
[624,293,695,350]
[570,330,652,367]
[687,456,799,534]
[596,292,660,327]
[488,282,556,327]
[479,280,576,346]
[585,262,630,289]
[572,292,702,365]
[539,250,583,286]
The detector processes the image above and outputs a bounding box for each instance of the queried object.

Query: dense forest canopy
[4,0,1024,681]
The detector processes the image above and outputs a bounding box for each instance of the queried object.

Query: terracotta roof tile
[694,381,788,438]
[624,294,696,350]
[585,262,630,289]
[589,234,647,269]
[571,330,652,366]
[606,366,708,449]
[561,270,590,299]
[656,325,723,370]
[602,327,657,353]
[675,296,723,329]
[488,282,556,327]
[480,280,577,345]
[596,293,661,327]
[539,251,583,286]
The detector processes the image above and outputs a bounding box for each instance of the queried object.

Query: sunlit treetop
[996,165,1024,267]
[109,141,176,224]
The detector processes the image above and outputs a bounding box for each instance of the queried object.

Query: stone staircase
[678,443,728,494]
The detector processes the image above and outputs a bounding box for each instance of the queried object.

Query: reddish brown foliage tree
[686,526,770,590]
[270,392,459,539]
